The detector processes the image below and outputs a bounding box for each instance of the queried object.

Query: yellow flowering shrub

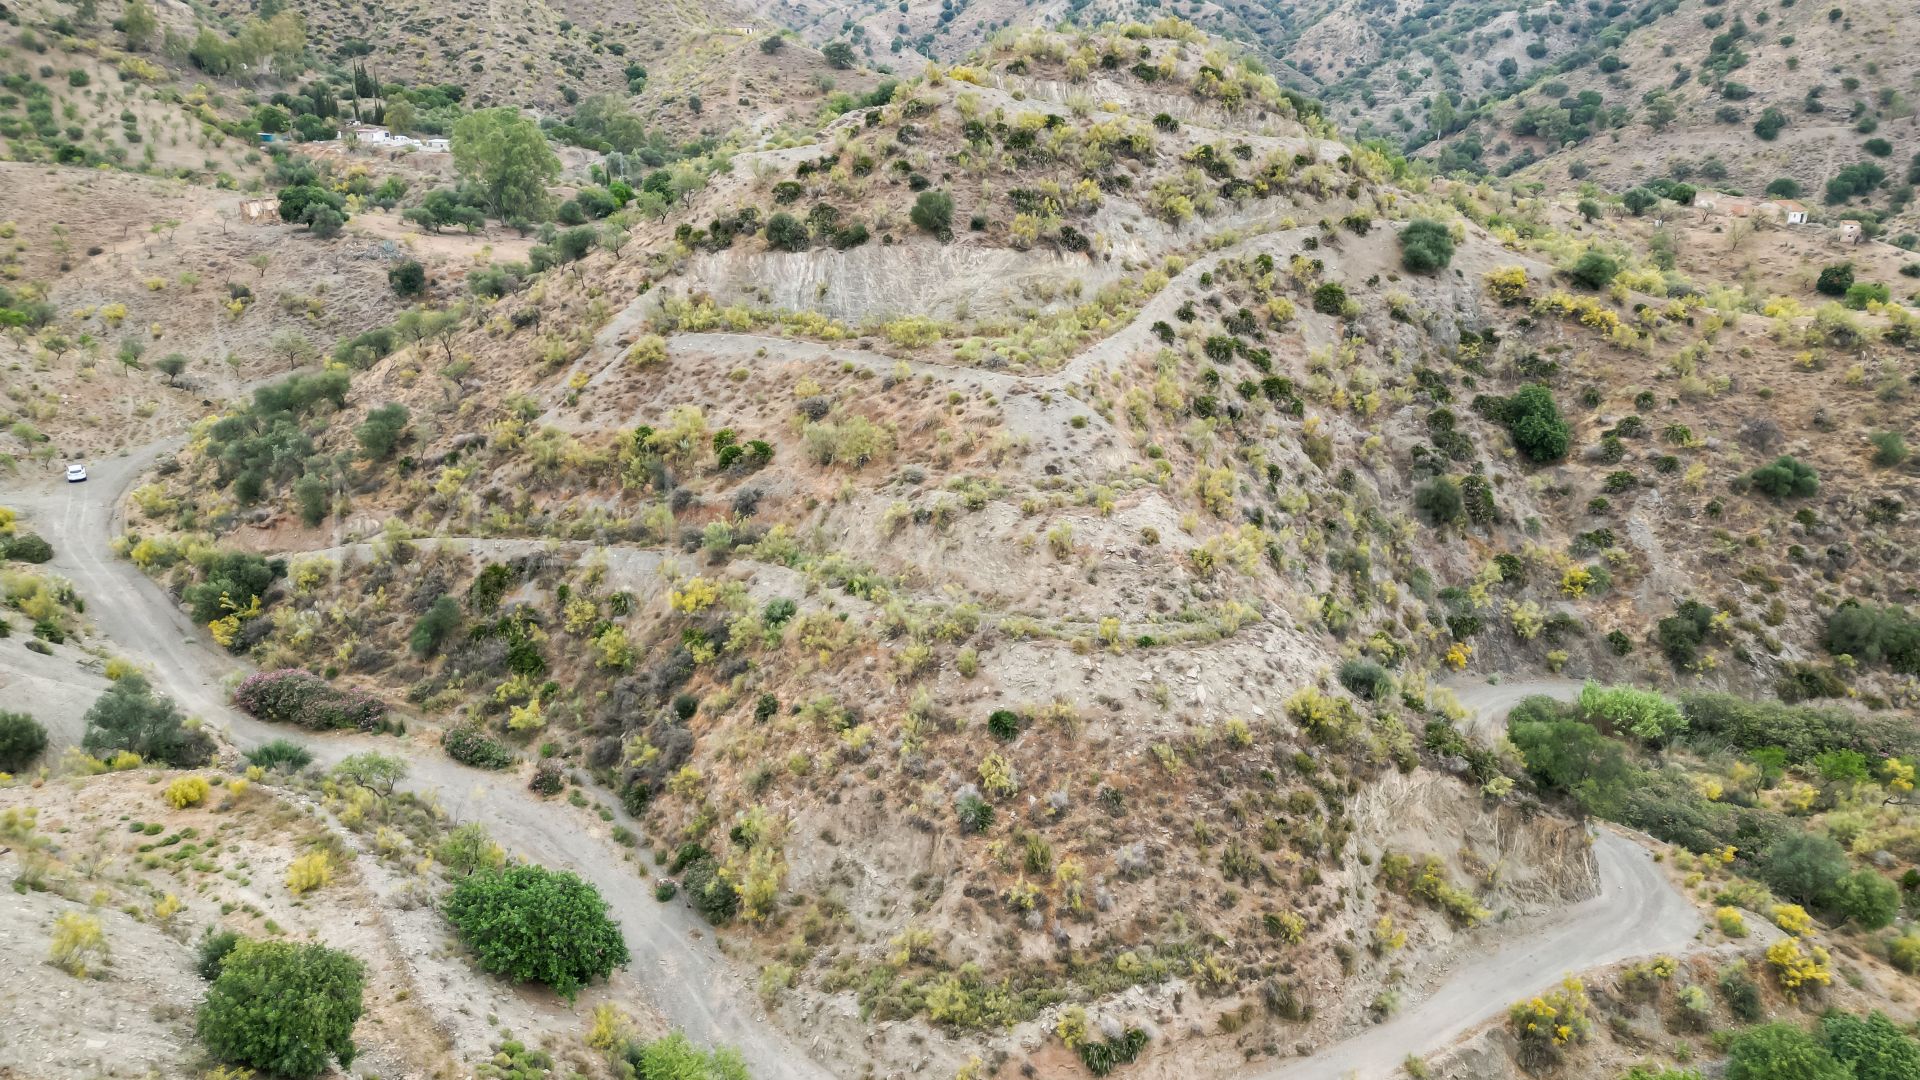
[49,912,106,977]
[1771,903,1813,937]
[286,851,333,894]
[669,577,719,613]
[1716,906,1747,937]
[163,776,210,809]
[1484,266,1529,305]
[1765,936,1831,995]
[1509,977,1591,1053]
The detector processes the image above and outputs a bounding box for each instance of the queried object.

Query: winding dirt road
[6,447,836,1080]
[4,450,1703,1079]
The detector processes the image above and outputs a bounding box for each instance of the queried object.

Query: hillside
[1432,0,1920,237]
[4,6,1920,1080]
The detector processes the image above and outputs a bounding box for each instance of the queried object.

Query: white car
[65,463,87,483]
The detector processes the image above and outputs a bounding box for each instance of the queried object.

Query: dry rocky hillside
[3,3,1920,1080]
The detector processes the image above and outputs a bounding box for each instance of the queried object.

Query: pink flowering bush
[233,669,388,732]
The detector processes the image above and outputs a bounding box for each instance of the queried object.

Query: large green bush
[354,403,410,459]
[82,675,213,766]
[443,865,629,999]
[1726,1023,1849,1080]
[1823,602,1920,674]
[1680,691,1919,762]
[443,725,515,768]
[764,212,809,252]
[0,710,48,771]
[909,190,953,235]
[1414,476,1464,525]
[245,738,313,772]
[682,855,740,924]
[1502,384,1571,463]
[1816,263,1855,296]
[1656,600,1716,667]
[409,595,462,659]
[1567,249,1620,289]
[1337,658,1393,701]
[182,549,282,623]
[2,532,53,562]
[1827,869,1900,929]
[1822,1011,1920,1080]
[1577,682,1683,745]
[1747,455,1818,500]
[617,1032,751,1080]
[198,940,364,1079]
[1398,218,1455,272]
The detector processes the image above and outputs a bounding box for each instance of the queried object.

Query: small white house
[423,137,451,153]
[1757,199,1809,224]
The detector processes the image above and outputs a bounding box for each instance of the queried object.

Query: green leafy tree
[1508,703,1636,819]
[452,108,561,222]
[1822,603,1920,673]
[1644,92,1678,131]
[1827,870,1900,929]
[0,711,48,771]
[1726,1023,1849,1080]
[410,595,462,658]
[154,353,188,386]
[443,865,629,999]
[198,940,364,1079]
[1622,187,1660,215]
[387,259,426,297]
[354,403,410,459]
[332,751,408,796]
[306,205,345,239]
[1761,832,1850,905]
[82,675,213,766]
[122,0,157,50]
[292,472,330,526]
[253,104,292,134]
[278,185,345,232]
[1399,218,1455,273]
[822,41,857,69]
[182,550,279,623]
[1816,263,1855,296]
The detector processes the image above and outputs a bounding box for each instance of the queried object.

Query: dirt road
[4,447,838,1080]
[1260,827,1699,1079]
[1251,676,1702,1079]
[4,452,1703,1080]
